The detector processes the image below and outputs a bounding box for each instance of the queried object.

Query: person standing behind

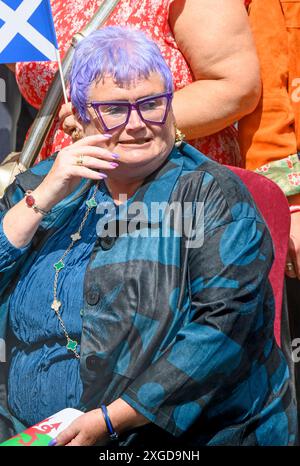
[11,0,260,166]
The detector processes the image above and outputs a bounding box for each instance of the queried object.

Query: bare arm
[169,0,261,139]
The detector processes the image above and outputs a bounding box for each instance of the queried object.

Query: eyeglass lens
[94,94,170,130]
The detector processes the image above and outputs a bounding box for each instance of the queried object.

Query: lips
[119,138,151,145]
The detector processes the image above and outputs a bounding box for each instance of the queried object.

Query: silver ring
[286,262,294,271]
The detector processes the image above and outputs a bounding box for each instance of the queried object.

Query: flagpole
[55,48,68,105]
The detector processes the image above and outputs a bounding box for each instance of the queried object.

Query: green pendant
[54,260,64,271]
[86,198,97,209]
[66,339,78,352]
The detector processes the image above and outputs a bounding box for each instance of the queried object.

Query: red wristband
[25,191,50,216]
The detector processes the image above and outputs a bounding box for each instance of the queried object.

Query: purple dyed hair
[69,26,174,123]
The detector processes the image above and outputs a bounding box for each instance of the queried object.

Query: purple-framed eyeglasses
[87,92,173,132]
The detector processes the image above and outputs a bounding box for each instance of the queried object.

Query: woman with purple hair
[0,26,296,446]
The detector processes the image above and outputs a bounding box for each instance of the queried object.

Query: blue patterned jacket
[0,143,297,446]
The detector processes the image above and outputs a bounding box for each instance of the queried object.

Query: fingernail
[112,153,120,159]
[98,172,108,178]
[110,162,119,168]
[48,438,57,446]
[103,134,112,138]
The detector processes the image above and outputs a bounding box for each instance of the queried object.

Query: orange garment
[238,0,300,174]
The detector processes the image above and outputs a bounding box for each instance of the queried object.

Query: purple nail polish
[98,172,108,178]
[110,162,119,168]
[112,153,120,159]
[48,438,57,446]
[103,133,112,138]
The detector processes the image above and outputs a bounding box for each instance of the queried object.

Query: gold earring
[175,126,185,147]
[72,127,83,142]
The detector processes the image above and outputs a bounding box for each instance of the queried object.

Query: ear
[59,102,84,140]
[72,110,85,141]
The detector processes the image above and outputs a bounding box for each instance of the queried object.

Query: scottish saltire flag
[0,0,58,63]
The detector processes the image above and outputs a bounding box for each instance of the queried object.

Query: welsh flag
[0,408,83,446]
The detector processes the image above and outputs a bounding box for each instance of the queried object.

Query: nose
[126,107,146,131]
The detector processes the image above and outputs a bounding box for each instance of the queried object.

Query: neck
[105,178,144,205]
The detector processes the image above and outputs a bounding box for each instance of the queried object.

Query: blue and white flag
[0,0,58,63]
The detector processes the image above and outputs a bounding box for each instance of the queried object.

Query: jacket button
[86,355,100,371]
[99,236,116,250]
[86,289,100,305]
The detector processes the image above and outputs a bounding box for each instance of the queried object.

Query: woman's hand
[286,212,300,280]
[52,409,109,446]
[59,102,84,141]
[2,134,119,249]
[50,399,149,446]
[33,134,119,212]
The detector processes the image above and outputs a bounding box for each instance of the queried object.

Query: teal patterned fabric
[0,143,297,446]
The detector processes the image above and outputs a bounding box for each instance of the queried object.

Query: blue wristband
[100,404,119,441]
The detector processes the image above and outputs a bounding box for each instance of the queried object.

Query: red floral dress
[15,0,242,166]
